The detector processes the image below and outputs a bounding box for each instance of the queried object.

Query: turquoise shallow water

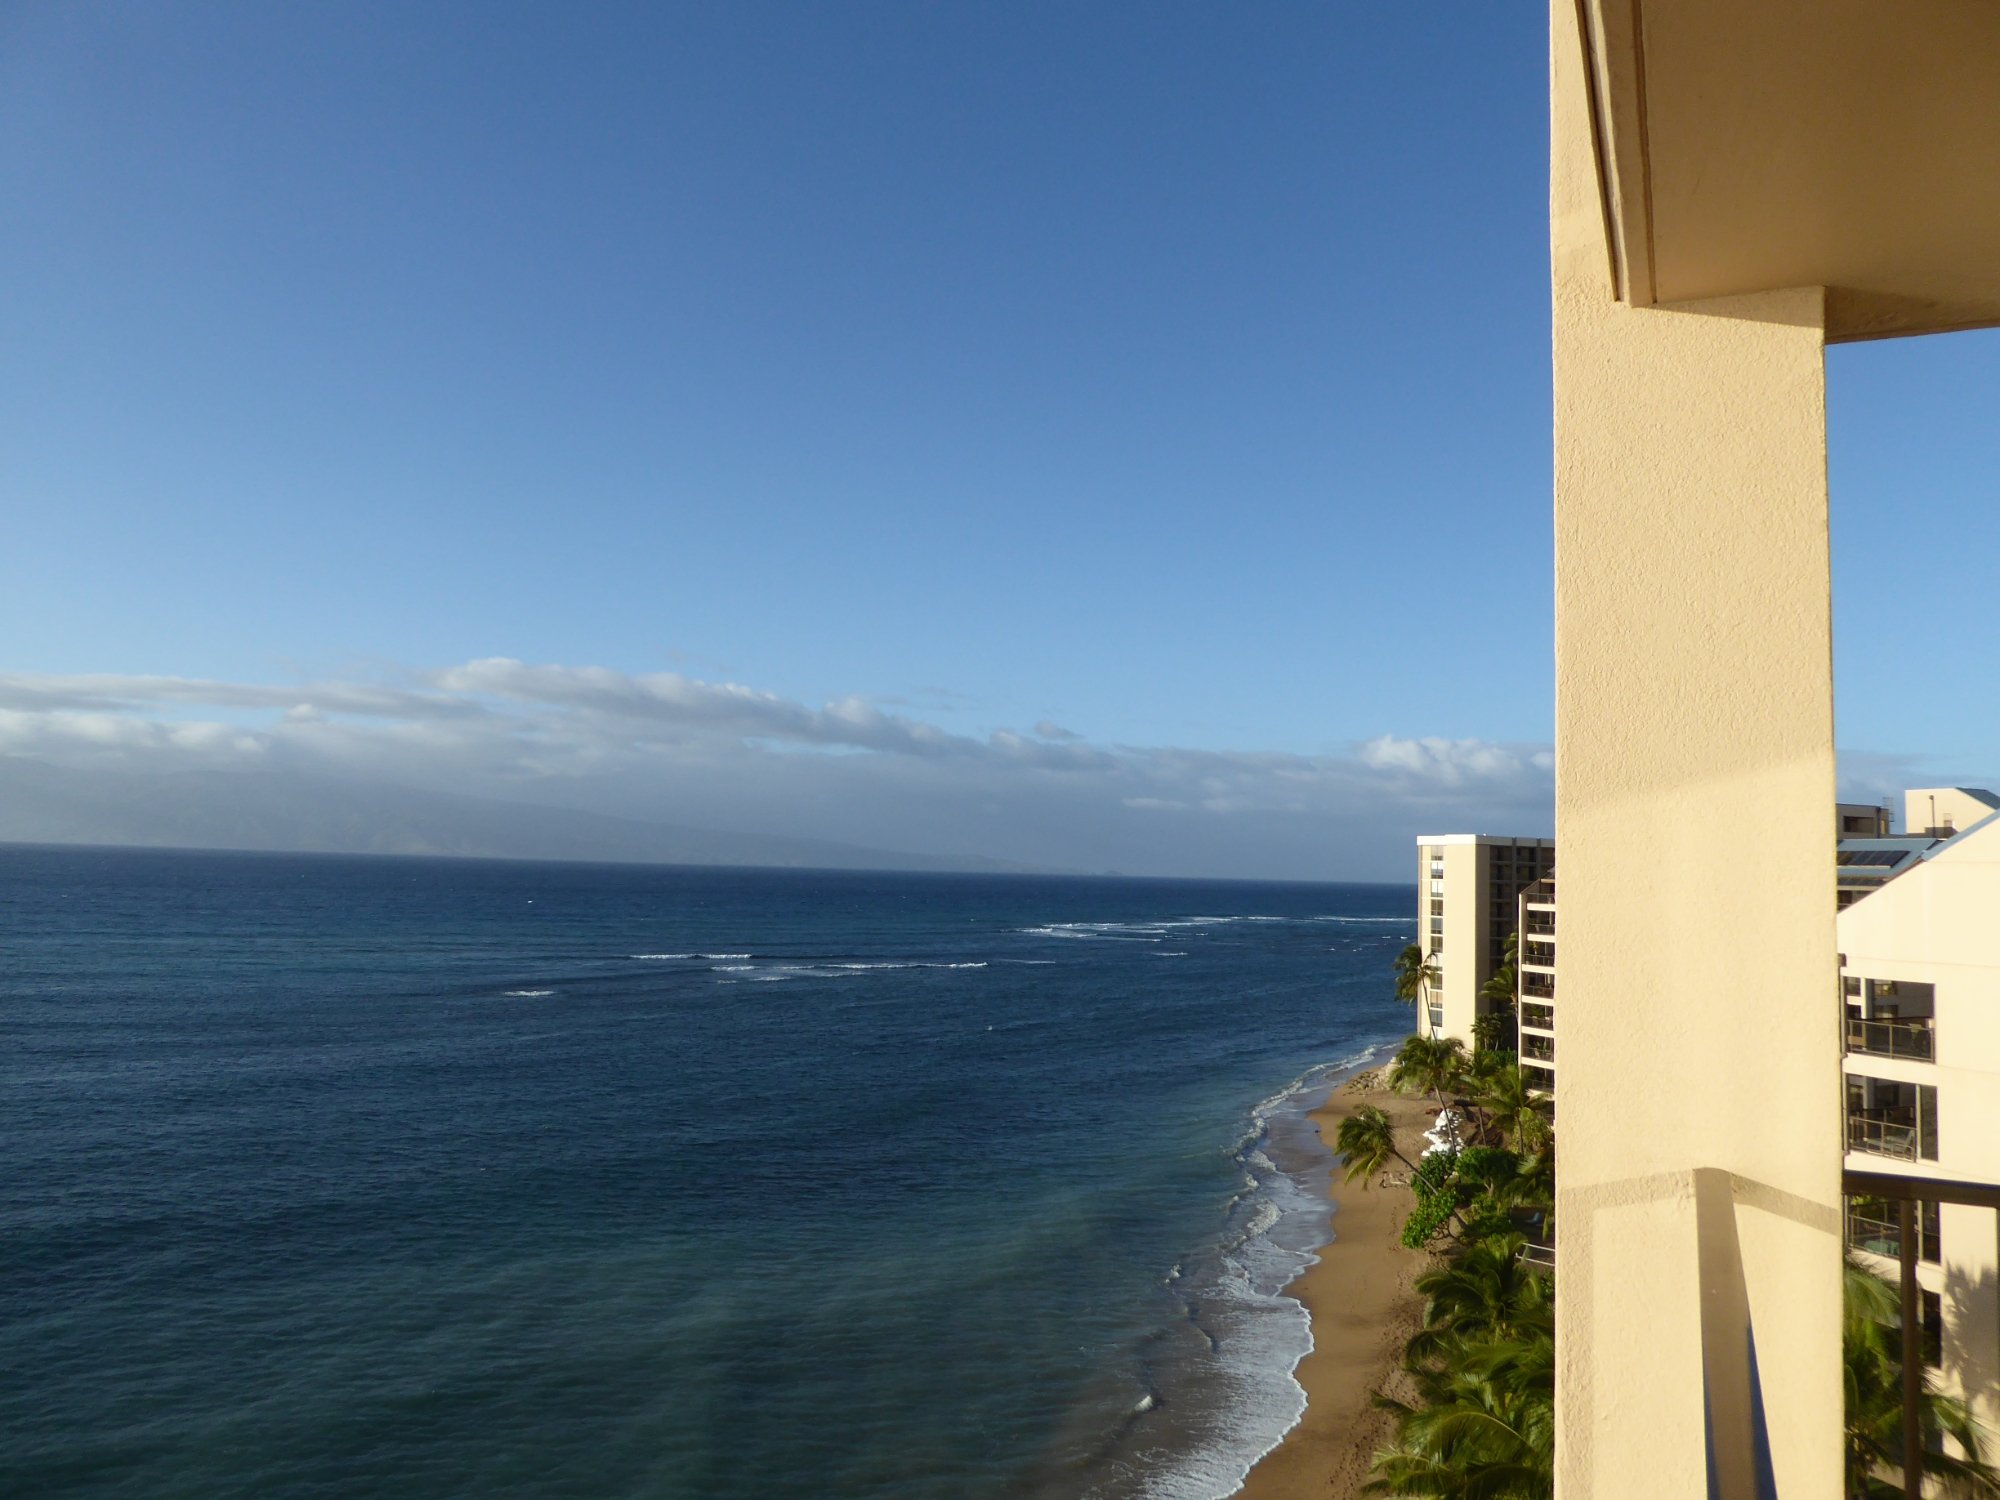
[1,846,1413,1500]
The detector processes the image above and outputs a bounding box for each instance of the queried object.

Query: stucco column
[1550,4,1843,1495]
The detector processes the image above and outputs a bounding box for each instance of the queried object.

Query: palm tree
[1390,1034,1469,1111]
[1336,1104,1421,1185]
[1405,1236,1552,1361]
[1477,930,1520,1050]
[1394,942,1442,1008]
[1473,1060,1551,1152]
[1844,1258,2000,1497]
[1366,1326,1555,1498]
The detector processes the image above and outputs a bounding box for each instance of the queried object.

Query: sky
[1,3,1995,879]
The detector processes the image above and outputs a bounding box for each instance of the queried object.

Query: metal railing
[1521,1002,1555,1031]
[1843,1169,2000,1500]
[1521,975,1555,999]
[1523,1034,1555,1062]
[1518,1241,1555,1271]
[1849,1113,1921,1162]
[1847,1016,1935,1063]
[1846,1199,1940,1264]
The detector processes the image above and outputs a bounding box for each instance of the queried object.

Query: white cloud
[1357,734,1548,784]
[0,660,1559,878]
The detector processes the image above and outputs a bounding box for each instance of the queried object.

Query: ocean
[1,845,1414,1500]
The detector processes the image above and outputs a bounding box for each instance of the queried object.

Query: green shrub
[1402,1149,1462,1251]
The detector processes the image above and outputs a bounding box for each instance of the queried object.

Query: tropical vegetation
[1358,1033,1555,1495]
[1349,1020,2000,1497]
[1392,942,1440,1007]
[1842,1257,2000,1497]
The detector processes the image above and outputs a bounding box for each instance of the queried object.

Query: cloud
[1357,734,1552,784]
[0,659,1558,879]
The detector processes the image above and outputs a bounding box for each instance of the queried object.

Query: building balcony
[1847,1111,1921,1162]
[1524,1034,1555,1063]
[1521,1001,1555,1032]
[1845,1016,1934,1064]
[1845,1196,1940,1265]
[1521,975,1555,1000]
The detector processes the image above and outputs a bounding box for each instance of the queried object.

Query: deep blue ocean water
[1,846,1414,1500]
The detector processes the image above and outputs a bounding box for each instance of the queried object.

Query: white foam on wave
[826,961,989,972]
[631,952,752,960]
[502,989,554,998]
[1019,921,1165,941]
[1308,915,1414,925]
[1116,1040,1404,1500]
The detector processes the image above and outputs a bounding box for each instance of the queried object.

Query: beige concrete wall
[1551,2,1842,1493]
[1840,821,2000,1434]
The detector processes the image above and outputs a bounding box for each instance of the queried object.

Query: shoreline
[1231,1071,1432,1500]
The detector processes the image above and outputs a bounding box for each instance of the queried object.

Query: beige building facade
[1412,835,1553,1047]
[1905,787,2000,841]
[1516,874,1556,1093]
[1547,1,2000,1492]
[1840,813,2000,1440]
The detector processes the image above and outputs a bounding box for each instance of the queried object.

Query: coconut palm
[1393,943,1442,1007]
[1844,1258,2000,1498]
[1366,1326,1555,1498]
[1476,930,1521,1050]
[1405,1236,1552,1361]
[1336,1104,1421,1185]
[1389,1034,1469,1111]
[1473,1060,1552,1152]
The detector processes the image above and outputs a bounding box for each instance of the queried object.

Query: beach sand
[1231,1074,1433,1500]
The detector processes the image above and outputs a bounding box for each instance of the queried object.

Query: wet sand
[1231,1074,1432,1500]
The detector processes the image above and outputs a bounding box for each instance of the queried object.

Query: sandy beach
[1231,1072,1433,1500]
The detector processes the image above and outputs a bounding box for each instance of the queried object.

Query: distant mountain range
[0,757,1036,874]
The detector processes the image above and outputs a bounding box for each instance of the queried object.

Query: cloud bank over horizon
[0,659,1559,880]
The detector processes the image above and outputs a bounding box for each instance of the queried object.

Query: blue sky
[1,3,1994,876]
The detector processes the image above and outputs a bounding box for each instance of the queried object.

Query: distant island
[0,757,1048,875]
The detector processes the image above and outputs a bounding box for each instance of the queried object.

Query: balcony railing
[1523,1034,1555,1062]
[1521,975,1555,999]
[1847,1198,1940,1264]
[1849,1112,1921,1162]
[1523,916,1556,935]
[1521,1002,1555,1031]
[1847,1016,1935,1063]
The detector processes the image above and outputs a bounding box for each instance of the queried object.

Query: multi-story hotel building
[1839,797,2000,1441]
[1516,873,1556,1093]
[1412,835,1553,1046]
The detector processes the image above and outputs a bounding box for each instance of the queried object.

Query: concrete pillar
[1550,3,1844,1494]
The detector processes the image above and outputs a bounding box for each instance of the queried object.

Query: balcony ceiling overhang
[1578,0,2000,342]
